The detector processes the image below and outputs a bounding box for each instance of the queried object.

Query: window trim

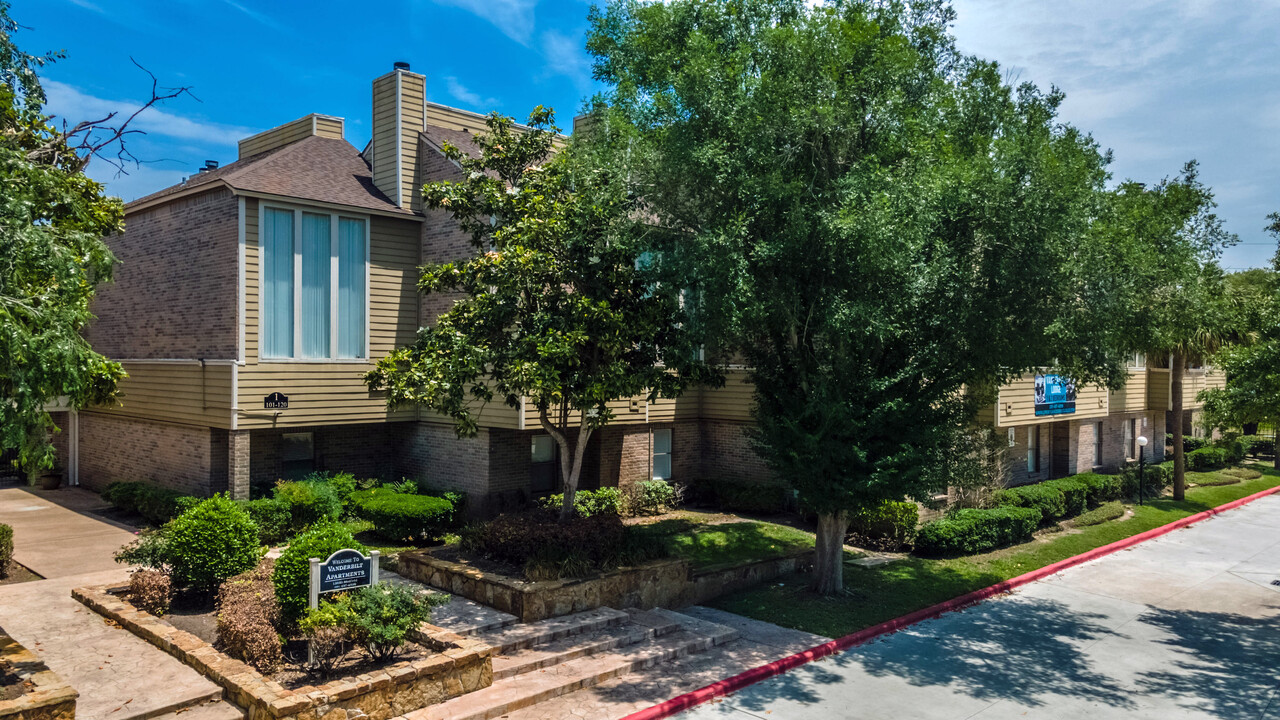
[259,202,370,362]
[652,428,673,481]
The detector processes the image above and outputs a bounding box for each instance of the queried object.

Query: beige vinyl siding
[97,361,234,429]
[371,75,399,203]
[426,103,568,149]
[1108,367,1149,413]
[239,198,424,429]
[398,73,426,211]
[1146,368,1172,411]
[370,71,426,209]
[1182,368,1225,410]
[995,374,1109,427]
[698,369,756,422]
[238,114,344,159]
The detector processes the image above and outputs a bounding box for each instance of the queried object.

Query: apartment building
[49,65,1223,508]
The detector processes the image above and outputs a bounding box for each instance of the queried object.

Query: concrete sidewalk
[0,486,138,578]
[680,494,1280,720]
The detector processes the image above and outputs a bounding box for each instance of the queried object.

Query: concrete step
[136,698,243,720]
[407,610,740,720]
[491,621,657,680]
[470,607,631,654]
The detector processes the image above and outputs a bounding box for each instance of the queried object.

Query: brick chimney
[370,62,426,210]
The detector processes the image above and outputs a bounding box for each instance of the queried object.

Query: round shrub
[848,500,919,551]
[915,506,1040,557]
[128,569,171,616]
[273,521,366,622]
[993,483,1063,522]
[625,480,680,516]
[1121,461,1170,499]
[349,488,453,542]
[274,479,342,533]
[238,497,291,546]
[1187,447,1228,471]
[166,495,261,592]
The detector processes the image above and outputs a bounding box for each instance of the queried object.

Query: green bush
[538,487,623,518]
[114,528,173,571]
[1074,501,1125,527]
[915,506,1040,557]
[338,582,450,662]
[626,480,680,516]
[348,488,453,542]
[101,481,192,526]
[303,471,358,506]
[238,497,291,546]
[1212,438,1246,464]
[1041,478,1088,517]
[273,521,366,622]
[273,480,342,533]
[410,483,467,526]
[1240,435,1275,457]
[993,483,1062,523]
[1222,466,1263,480]
[1182,436,1210,453]
[166,495,261,593]
[847,500,919,551]
[1121,461,1170,499]
[0,523,11,576]
[1187,447,1228,471]
[1073,473,1122,506]
[459,511,668,581]
[708,479,791,514]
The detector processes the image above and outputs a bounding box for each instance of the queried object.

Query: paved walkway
[0,486,224,720]
[680,494,1280,720]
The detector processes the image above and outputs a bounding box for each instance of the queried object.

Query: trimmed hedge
[1073,473,1122,506]
[238,497,291,546]
[538,487,623,518]
[274,522,366,623]
[1121,461,1172,499]
[915,506,1040,557]
[847,500,919,551]
[0,523,11,576]
[1043,478,1088,517]
[166,495,261,593]
[1181,436,1211,453]
[1187,447,1228,471]
[348,488,454,542]
[1074,501,1125,527]
[1240,435,1275,457]
[993,483,1064,522]
[101,481,192,526]
[273,479,342,533]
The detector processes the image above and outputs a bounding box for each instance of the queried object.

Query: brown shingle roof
[127,135,408,215]
[421,126,483,161]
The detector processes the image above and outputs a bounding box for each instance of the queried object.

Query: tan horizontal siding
[996,374,1109,427]
[1146,368,1172,411]
[314,116,344,140]
[1108,368,1149,413]
[238,115,342,159]
[699,370,755,422]
[97,361,234,429]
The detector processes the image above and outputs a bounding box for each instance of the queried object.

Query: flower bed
[0,629,76,720]
[72,584,491,720]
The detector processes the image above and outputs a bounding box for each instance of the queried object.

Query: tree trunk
[1171,351,1186,501]
[539,408,593,522]
[811,511,849,596]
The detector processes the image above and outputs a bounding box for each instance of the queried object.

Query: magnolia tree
[588,0,1134,594]
[365,109,716,520]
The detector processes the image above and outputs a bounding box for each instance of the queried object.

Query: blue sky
[18,0,1280,269]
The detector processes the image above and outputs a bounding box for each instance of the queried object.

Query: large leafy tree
[588,0,1129,593]
[1,7,126,476]
[1092,165,1237,499]
[365,109,716,520]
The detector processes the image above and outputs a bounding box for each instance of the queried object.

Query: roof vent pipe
[393,61,410,70]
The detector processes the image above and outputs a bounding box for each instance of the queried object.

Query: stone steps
[401,608,739,720]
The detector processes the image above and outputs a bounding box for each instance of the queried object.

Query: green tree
[0,6,124,477]
[365,109,716,520]
[588,0,1129,593]
[1093,166,1237,500]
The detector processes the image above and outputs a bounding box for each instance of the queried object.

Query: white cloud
[84,162,188,203]
[433,0,539,45]
[41,80,257,147]
[444,77,498,109]
[539,29,593,94]
[220,0,286,31]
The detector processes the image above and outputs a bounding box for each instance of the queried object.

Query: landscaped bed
[0,627,77,720]
[709,463,1280,638]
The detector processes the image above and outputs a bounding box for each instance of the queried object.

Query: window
[530,435,557,494]
[261,205,367,359]
[280,432,314,479]
[652,428,672,480]
[1129,352,1146,369]
[1027,426,1040,474]
[1093,422,1104,467]
[1125,418,1137,460]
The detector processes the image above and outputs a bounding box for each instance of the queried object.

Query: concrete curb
[622,483,1280,720]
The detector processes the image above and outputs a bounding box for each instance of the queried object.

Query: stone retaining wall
[72,585,491,720]
[0,629,77,720]
[398,549,813,622]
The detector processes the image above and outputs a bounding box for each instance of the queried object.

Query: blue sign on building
[1034,373,1077,417]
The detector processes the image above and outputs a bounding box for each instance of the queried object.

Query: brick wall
[418,148,472,325]
[248,423,399,489]
[1005,424,1051,487]
[78,413,219,495]
[395,422,491,496]
[88,188,239,359]
[1000,410,1166,488]
[699,421,773,484]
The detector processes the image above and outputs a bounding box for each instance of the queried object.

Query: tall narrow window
[1093,422,1104,467]
[530,435,557,494]
[260,205,367,360]
[652,429,672,480]
[300,212,331,358]
[262,208,294,358]
[1125,418,1136,459]
[338,217,366,358]
[1027,425,1040,474]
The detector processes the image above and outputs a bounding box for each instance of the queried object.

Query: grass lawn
[709,463,1280,639]
[628,512,816,571]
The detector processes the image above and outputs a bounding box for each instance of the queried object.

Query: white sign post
[307,549,380,665]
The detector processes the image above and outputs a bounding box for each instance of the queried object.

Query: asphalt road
[680,493,1280,720]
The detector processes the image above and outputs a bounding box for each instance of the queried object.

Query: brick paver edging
[623,483,1280,720]
[0,630,77,720]
[72,584,493,719]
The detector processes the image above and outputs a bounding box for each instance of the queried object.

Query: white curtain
[338,218,366,358]
[262,208,294,358]
[300,212,331,358]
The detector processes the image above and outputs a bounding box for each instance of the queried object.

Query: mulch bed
[0,560,41,586]
[428,544,526,578]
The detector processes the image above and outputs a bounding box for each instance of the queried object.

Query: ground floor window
[1125,418,1137,460]
[280,432,314,479]
[1093,421,1104,467]
[652,428,672,480]
[1027,426,1040,474]
[530,434,558,494]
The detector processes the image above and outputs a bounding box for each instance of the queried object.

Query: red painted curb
[622,482,1280,720]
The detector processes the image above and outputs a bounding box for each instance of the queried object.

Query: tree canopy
[365,109,717,519]
[587,0,1136,592]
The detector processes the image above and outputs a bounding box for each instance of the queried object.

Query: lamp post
[1136,435,1149,506]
